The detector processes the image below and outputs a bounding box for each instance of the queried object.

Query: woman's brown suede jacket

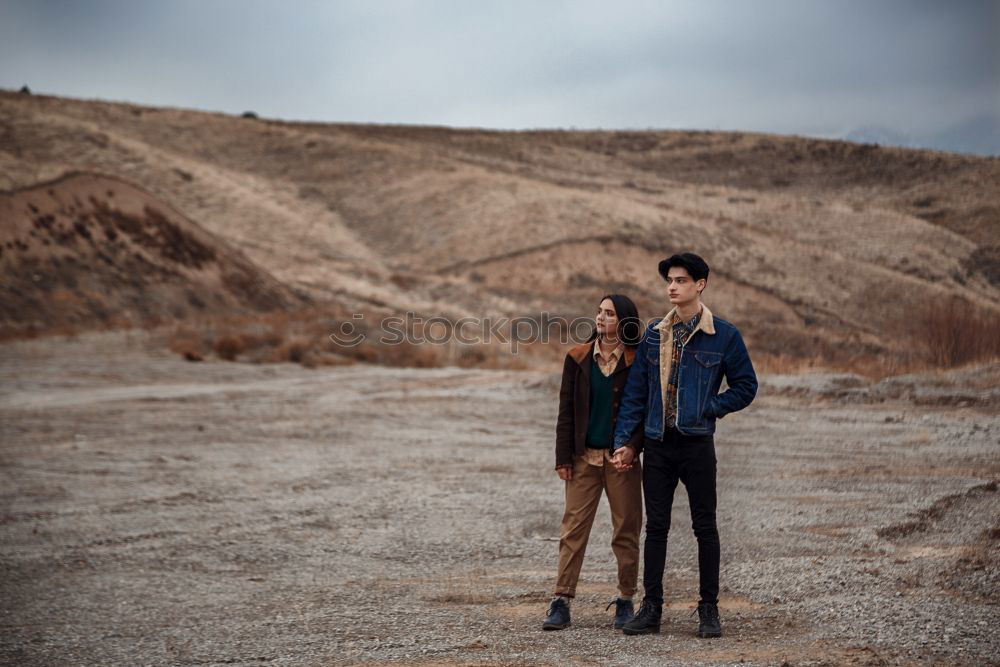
[554,341,644,469]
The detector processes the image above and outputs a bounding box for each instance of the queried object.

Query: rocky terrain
[1,331,997,666]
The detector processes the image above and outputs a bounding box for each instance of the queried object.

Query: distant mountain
[840,116,1000,157]
[927,115,1000,157]
[842,125,914,149]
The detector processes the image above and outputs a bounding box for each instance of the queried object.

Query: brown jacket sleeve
[554,353,576,468]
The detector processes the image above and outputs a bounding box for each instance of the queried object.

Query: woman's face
[595,298,618,338]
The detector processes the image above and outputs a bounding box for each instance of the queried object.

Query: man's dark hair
[658,252,710,283]
[587,293,642,347]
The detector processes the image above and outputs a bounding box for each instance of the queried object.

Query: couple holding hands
[545,252,758,638]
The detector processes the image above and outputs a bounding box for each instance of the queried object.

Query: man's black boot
[605,597,635,629]
[542,597,571,630]
[622,598,661,635]
[697,601,722,638]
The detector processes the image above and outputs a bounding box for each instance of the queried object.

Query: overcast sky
[2,0,998,153]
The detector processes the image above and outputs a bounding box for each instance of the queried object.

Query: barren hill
[0,172,304,335]
[1,90,998,364]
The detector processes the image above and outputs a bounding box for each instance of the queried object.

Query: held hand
[612,446,635,471]
[557,466,573,481]
[619,446,636,467]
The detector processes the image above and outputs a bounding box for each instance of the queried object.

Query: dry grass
[5,92,999,380]
[753,352,925,380]
[212,335,242,361]
[14,299,996,379]
[159,306,566,371]
[752,300,1000,379]
[917,300,1000,367]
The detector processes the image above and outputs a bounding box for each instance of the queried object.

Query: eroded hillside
[1,91,998,365]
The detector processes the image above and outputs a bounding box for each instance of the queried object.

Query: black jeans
[641,428,719,606]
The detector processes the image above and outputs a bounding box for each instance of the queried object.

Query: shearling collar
[654,303,716,336]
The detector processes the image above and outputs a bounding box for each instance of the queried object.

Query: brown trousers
[554,454,643,597]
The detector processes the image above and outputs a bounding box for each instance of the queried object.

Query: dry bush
[274,336,314,363]
[151,307,598,371]
[340,345,378,363]
[917,300,1000,367]
[298,349,320,368]
[234,331,267,351]
[388,272,421,290]
[168,326,207,362]
[455,344,488,367]
[213,335,243,361]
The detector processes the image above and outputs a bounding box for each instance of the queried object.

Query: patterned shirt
[664,311,701,428]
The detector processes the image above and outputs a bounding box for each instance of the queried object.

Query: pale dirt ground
[1,332,998,666]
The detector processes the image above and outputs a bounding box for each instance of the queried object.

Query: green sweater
[585,356,615,448]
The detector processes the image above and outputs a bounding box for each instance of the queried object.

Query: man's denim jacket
[613,304,758,446]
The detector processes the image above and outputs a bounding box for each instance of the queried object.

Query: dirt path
[2,333,998,666]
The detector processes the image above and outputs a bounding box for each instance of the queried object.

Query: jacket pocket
[702,395,718,418]
[646,345,660,365]
[694,351,722,367]
[692,351,722,419]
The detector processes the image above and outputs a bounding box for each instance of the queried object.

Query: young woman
[543,294,644,631]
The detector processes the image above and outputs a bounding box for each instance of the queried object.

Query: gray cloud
[1,0,997,153]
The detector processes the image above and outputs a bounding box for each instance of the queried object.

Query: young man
[610,252,757,638]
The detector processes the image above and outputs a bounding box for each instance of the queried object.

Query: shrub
[213,335,243,361]
[168,326,206,361]
[918,300,1000,367]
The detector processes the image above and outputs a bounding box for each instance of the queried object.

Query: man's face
[665,266,705,307]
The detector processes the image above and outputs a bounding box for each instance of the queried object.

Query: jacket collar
[568,341,636,369]
[593,339,624,364]
[654,303,716,336]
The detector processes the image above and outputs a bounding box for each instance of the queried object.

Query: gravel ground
[1,332,998,666]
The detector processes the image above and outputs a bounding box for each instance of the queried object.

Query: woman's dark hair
[588,294,642,347]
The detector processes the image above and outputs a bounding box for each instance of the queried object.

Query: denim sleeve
[709,328,758,418]
[613,333,649,449]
